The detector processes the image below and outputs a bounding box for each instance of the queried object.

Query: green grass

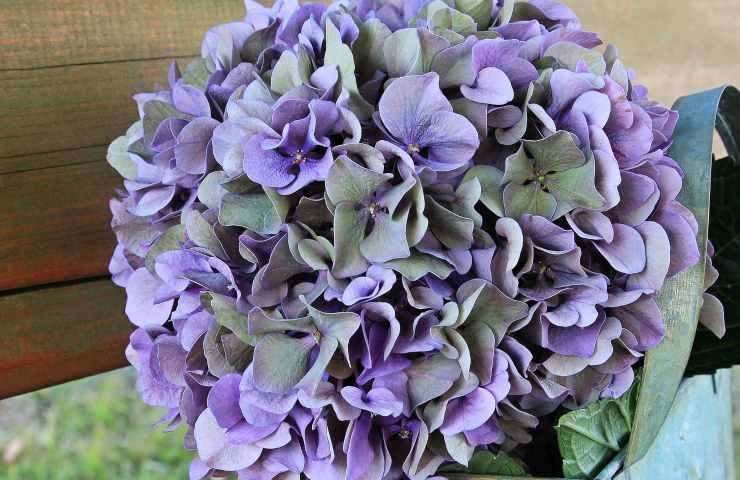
[0,369,192,480]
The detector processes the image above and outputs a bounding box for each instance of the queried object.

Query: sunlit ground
[1,367,739,479]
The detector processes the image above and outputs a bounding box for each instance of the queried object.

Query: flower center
[293,150,306,165]
[397,428,410,440]
[367,202,381,218]
[407,143,421,154]
[310,327,322,345]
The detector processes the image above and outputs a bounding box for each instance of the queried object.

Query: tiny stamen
[293,150,306,165]
[407,143,421,154]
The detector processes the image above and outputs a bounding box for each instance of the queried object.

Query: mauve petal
[378,73,451,145]
[567,210,614,242]
[207,374,243,429]
[173,83,211,117]
[594,224,647,274]
[129,186,176,217]
[653,205,700,276]
[440,388,497,435]
[610,171,660,226]
[415,110,480,171]
[277,3,327,47]
[549,70,604,117]
[194,409,262,471]
[613,296,665,350]
[125,268,174,327]
[607,103,654,169]
[626,222,670,292]
[544,312,606,357]
[243,134,296,188]
[341,386,403,417]
[175,118,220,175]
[461,67,514,106]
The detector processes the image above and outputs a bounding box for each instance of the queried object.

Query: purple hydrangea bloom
[107,0,721,477]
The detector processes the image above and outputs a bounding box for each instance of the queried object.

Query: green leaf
[557,373,640,479]
[627,87,739,467]
[440,450,528,476]
[684,86,740,375]
[218,192,282,235]
[106,136,137,179]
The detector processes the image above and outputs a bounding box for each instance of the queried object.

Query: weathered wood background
[0,0,738,399]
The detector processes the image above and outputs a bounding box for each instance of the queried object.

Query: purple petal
[594,224,647,274]
[125,268,174,327]
[461,67,514,106]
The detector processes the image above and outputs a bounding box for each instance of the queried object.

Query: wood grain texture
[0,278,131,399]
[0,160,119,291]
[0,57,189,162]
[0,0,244,70]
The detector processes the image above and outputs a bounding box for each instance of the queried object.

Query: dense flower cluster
[108,0,702,477]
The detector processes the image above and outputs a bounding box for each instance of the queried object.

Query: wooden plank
[0,278,131,399]
[0,159,119,291]
[0,144,106,176]
[0,0,244,70]
[0,57,191,162]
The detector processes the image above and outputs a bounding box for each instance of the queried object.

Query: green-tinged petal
[271,50,309,95]
[354,19,391,80]
[202,292,255,345]
[143,100,191,146]
[326,156,391,205]
[523,130,585,173]
[406,354,461,408]
[253,333,313,393]
[306,303,361,362]
[458,279,529,341]
[383,28,449,78]
[247,307,315,335]
[426,196,475,250]
[198,171,229,210]
[332,202,370,278]
[547,154,606,217]
[544,41,607,76]
[361,209,411,263]
[503,182,557,219]
[107,136,137,179]
[385,251,454,281]
[463,165,506,217]
[144,224,186,273]
[183,209,229,260]
[218,192,282,235]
